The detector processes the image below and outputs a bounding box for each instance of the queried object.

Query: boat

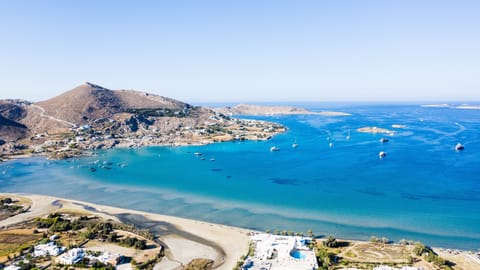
[270,146,280,152]
[379,151,387,158]
[380,138,389,143]
[210,157,216,161]
[200,157,205,160]
[194,152,202,156]
[329,142,334,148]
[455,143,465,151]
[292,138,298,148]
[346,131,351,140]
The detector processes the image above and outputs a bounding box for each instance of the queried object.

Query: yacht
[194,152,202,156]
[210,157,216,161]
[455,143,465,151]
[270,146,280,152]
[329,142,334,148]
[346,131,351,140]
[380,137,389,143]
[379,151,387,158]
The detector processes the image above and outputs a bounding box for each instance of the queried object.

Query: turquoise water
[1,104,480,249]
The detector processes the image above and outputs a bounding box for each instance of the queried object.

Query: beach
[2,192,480,270]
[0,193,250,270]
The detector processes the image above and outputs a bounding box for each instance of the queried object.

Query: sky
[0,0,479,103]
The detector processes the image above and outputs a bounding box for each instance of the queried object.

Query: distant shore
[214,103,351,116]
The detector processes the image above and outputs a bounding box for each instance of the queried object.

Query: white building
[57,248,84,265]
[248,233,318,270]
[4,265,21,270]
[33,242,65,257]
[86,252,124,266]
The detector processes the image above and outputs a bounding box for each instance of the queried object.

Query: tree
[413,242,427,256]
[323,236,338,248]
[306,229,314,238]
[381,237,389,244]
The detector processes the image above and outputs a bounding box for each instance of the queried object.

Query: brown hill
[36,82,189,124]
[0,82,286,159]
[36,83,123,124]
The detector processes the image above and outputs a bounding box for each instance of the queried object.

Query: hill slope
[36,82,189,124]
[0,101,28,142]
[0,83,285,159]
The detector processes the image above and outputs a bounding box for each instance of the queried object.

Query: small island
[357,126,395,135]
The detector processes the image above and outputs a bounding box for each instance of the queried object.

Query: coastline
[1,193,479,269]
[0,193,251,270]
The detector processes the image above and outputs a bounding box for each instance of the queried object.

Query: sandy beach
[0,193,251,270]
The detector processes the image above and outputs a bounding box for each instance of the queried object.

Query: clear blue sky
[0,1,479,102]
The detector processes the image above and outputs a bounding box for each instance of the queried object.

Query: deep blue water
[1,104,480,250]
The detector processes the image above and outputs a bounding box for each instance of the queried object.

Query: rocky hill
[0,100,29,142]
[36,82,190,124]
[0,83,285,160]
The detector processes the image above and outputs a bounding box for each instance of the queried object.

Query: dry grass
[0,195,32,207]
[341,242,411,263]
[0,229,42,261]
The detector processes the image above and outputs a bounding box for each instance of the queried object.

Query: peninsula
[214,103,350,116]
[0,83,285,160]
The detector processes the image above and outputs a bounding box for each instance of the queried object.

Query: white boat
[346,131,351,140]
[292,138,298,148]
[194,152,202,156]
[379,151,387,158]
[210,157,215,161]
[270,146,280,152]
[455,143,465,151]
[329,142,334,148]
[380,137,389,143]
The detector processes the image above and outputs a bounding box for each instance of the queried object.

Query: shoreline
[1,193,479,269]
[0,193,251,270]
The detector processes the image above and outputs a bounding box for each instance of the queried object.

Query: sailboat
[292,137,298,148]
[346,131,351,140]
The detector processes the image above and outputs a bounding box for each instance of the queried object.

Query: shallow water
[1,104,479,249]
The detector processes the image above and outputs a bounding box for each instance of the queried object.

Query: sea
[1,103,479,250]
